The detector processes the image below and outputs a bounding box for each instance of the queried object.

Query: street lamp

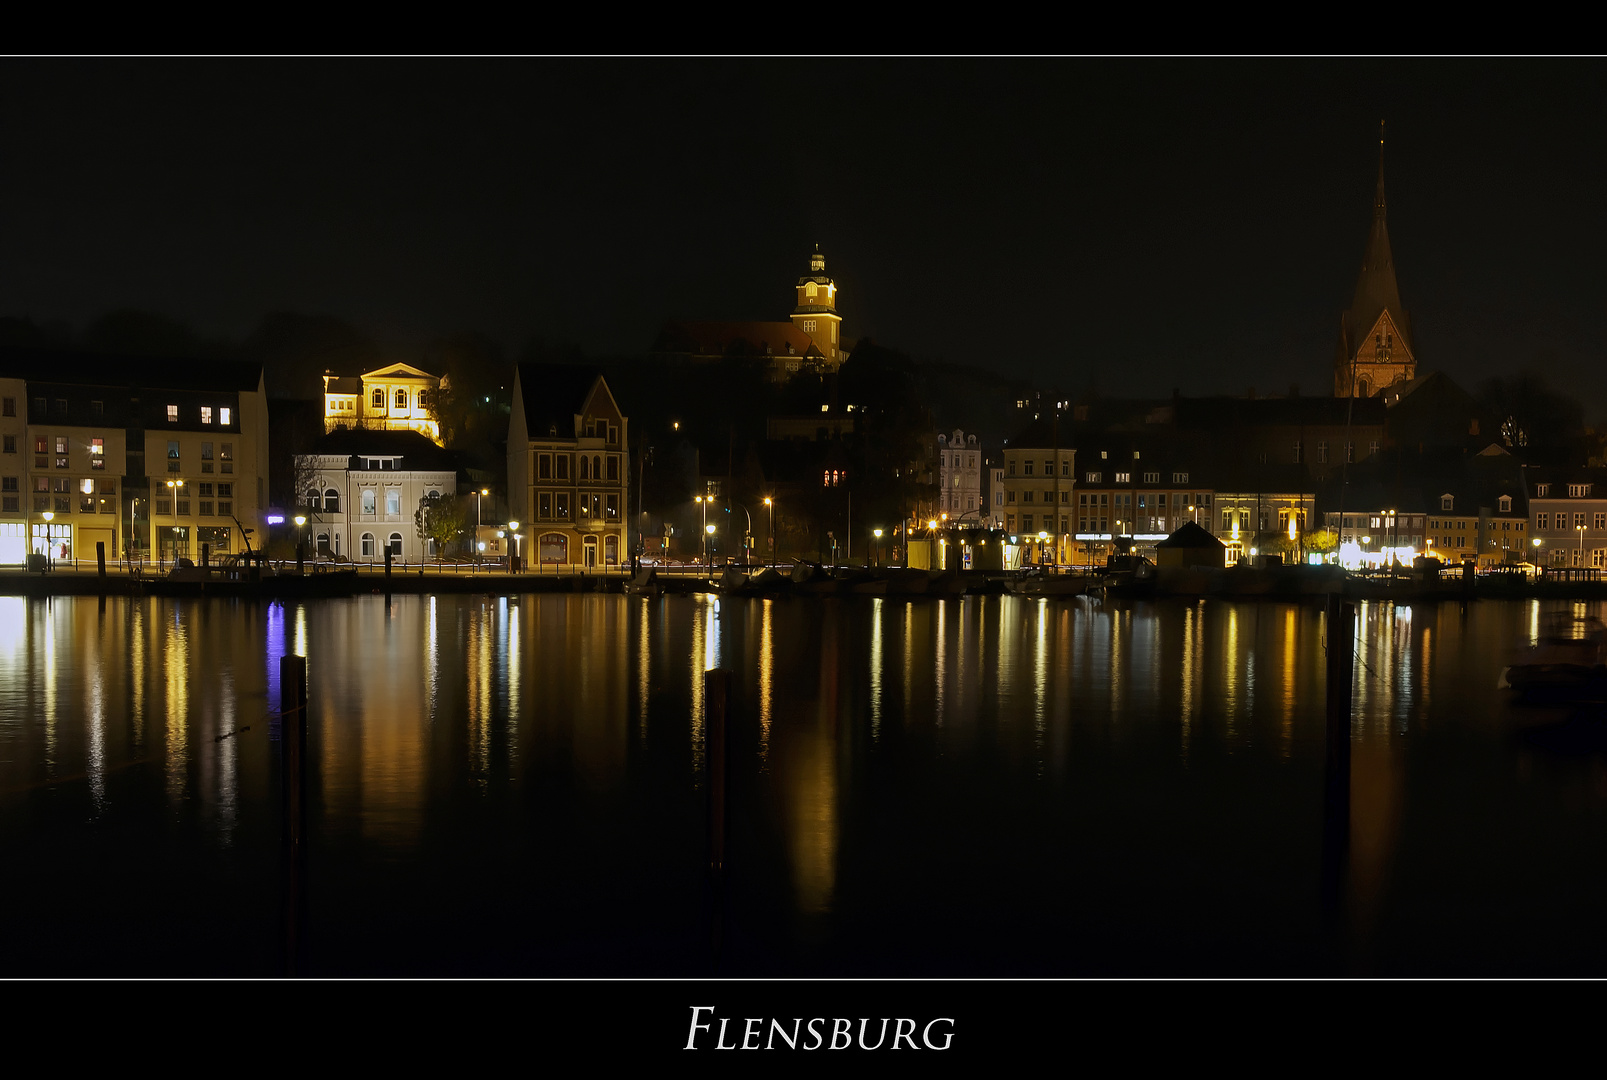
[41,510,54,571]
[764,496,774,561]
[1189,503,1197,525]
[705,522,716,573]
[508,520,521,572]
[294,513,306,574]
[873,527,883,568]
[1038,530,1049,566]
[166,478,185,569]
[1578,523,1587,567]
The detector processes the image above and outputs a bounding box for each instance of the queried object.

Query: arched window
[361,489,377,515]
[372,388,384,408]
[806,282,817,298]
[605,535,619,565]
[426,489,439,500]
[579,456,590,480]
[1358,377,1372,398]
[305,488,319,509]
[593,455,601,480]
[324,488,340,513]
[539,532,567,563]
[582,536,598,568]
[316,532,330,555]
[361,532,375,556]
[606,456,618,481]
[395,388,408,409]
[387,533,403,556]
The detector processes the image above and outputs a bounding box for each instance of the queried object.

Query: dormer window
[1441,495,1454,511]
[1568,484,1592,498]
[1499,496,1513,513]
[1536,483,1550,497]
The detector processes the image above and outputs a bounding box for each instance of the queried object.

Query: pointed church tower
[1335,124,1415,397]
[791,246,843,369]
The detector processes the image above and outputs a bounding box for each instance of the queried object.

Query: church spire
[1334,122,1415,397]
[1374,120,1387,219]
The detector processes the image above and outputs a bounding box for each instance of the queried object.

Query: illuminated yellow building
[790,247,843,370]
[323,362,443,444]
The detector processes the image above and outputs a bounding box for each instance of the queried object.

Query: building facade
[791,248,844,371]
[0,352,270,567]
[507,366,630,570]
[1528,468,1607,569]
[323,362,443,444]
[294,430,457,563]
[936,430,983,523]
[999,414,1075,564]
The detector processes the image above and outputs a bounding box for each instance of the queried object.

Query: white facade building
[936,429,983,524]
[295,430,458,563]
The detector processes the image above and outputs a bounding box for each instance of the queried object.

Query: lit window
[221,407,231,424]
[201,406,212,424]
[167,405,178,422]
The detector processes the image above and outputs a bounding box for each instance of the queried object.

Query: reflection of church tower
[1335,125,1416,398]
[791,247,843,369]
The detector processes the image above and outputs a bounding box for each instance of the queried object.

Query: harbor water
[3,592,1606,976]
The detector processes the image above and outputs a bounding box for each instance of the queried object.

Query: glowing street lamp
[508,520,521,572]
[167,478,186,568]
[873,526,883,568]
[705,522,716,572]
[1579,523,1587,567]
[764,496,774,559]
[41,510,54,571]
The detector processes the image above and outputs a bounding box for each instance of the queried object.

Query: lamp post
[1038,530,1049,567]
[294,513,306,574]
[873,527,882,568]
[1578,523,1587,568]
[705,522,716,573]
[1189,503,1197,525]
[41,510,54,572]
[509,520,521,573]
[166,478,185,569]
[764,496,774,563]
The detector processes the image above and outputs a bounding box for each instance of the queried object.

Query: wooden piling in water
[280,654,308,976]
[704,667,730,970]
[1321,594,1355,921]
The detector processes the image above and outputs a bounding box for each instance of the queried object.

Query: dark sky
[5,59,1606,418]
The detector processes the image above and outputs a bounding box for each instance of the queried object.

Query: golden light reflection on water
[868,598,882,741]
[42,600,58,778]
[934,598,947,728]
[759,599,775,763]
[1180,601,1199,762]
[163,613,189,804]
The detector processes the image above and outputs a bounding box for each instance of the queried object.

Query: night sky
[5,59,1605,418]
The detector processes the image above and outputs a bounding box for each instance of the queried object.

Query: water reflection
[3,594,1607,976]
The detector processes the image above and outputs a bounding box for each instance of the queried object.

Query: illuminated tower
[791,247,843,370]
[1334,124,1416,398]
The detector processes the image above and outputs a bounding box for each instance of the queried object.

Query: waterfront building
[985,462,1005,530]
[1526,466,1607,569]
[507,365,630,570]
[1072,437,1212,566]
[293,429,457,563]
[935,429,983,523]
[999,412,1075,565]
[322,362,443,444]
[1335,128,1416,398]
[0,350,269,566]
[0,377,26,564]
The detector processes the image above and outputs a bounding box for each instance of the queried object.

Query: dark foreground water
[3,592,1606,977]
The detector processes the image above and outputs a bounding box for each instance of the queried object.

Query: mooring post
[280,654,309,976]
[1322,594,1355,923]
[96,540,106,582]
[704,667,731,969]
